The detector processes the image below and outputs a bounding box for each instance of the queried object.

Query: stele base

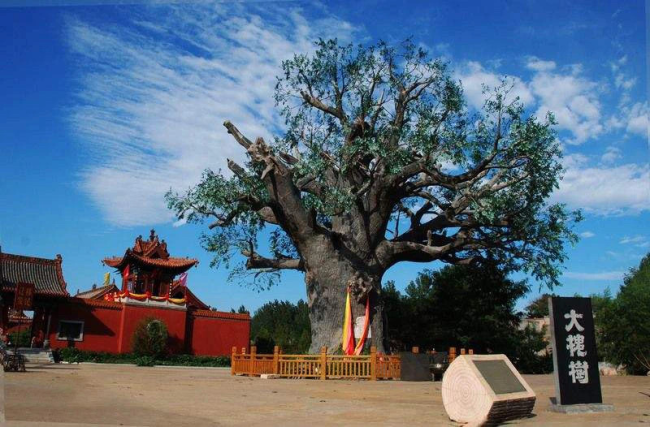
[549,398,614,414]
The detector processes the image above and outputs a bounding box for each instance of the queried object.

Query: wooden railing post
[273,345,279,375]
[468,349,474,355]
[412,346,419,354]
[449,347,456,363]
[249,346,257,376]
[320,346,327,380]
[460,348,466,356]
[370,346,377,381]
[231,346,237,375]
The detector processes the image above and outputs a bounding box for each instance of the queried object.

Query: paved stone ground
[2,363,650,426]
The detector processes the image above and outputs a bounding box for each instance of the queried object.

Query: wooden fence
[231,346,401,380]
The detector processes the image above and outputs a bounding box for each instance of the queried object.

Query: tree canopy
[250,299,311,354]
[166,38,580,351]
[524,293,557,318]
[595,253,650,374]
[167,38,579,289]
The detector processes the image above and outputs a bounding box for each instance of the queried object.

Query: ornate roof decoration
[0,253,69,297]
[103,229,198,273]
[170,281,209,310]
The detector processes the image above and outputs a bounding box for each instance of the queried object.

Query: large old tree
[167,40,579,353]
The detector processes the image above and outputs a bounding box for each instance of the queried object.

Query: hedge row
[56,348,230,367]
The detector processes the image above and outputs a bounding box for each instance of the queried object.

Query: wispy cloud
[66,4,359,226]
[525,56,556,72]
[529,66,603,145]
[563,271,625,281]
[551,154,650,215]
[620,235,649,247]
[601,146,622,164]
[579,231,595,238]
[455,61,534,111]
[455,59,603,145]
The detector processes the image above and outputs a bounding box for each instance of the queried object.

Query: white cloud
[563,271,625,281]
[579,231,595,238]
[455,61,535,110]
[626,102,649,137]
[529,68,603,145]
[601,146,621,164]
[620,235,648,246]
[610,55,637,91]
[525,56,556,72]
[457,59,604,145]
[551,154,650,215]
[66,4,359,226]
[614,73,637,91]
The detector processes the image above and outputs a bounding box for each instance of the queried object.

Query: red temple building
[0,231,250,356]
[0,253,70,345]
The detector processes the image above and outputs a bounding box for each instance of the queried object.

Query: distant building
[0,230,250,356]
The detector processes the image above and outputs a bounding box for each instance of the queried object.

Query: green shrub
[8,330,31,347]
[131,317,169,358]
[59,347,84,363]
[158,354,230,367]
[135,355,156,367]
[56,348,231,367]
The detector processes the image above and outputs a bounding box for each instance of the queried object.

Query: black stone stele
[549,297,609,408]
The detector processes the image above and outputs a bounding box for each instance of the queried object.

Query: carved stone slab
[442,354,536,425]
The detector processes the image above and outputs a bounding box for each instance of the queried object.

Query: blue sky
[0,0,648,314]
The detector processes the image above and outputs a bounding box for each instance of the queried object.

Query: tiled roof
[103,229,197,272]
[0,253,69,297]
[170,281,209,310]
[190,309,251,321]
[77,283,119,300]
[104,253,198,270]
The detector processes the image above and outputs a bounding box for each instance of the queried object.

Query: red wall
[48,299,250,357]
[117,304,187,353]
[49,300,122,353]
[187,311,250,356]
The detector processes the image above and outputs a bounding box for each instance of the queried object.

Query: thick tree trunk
[304,248,387,354]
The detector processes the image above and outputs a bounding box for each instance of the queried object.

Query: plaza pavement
[2,363,649,426]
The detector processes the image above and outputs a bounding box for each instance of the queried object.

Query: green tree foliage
[8,329,31,347]
[595,254,650,374]
[230,305,249,314]
[166,38,580,351]
[131,317,169,358]
[251,300,311,353]
[384,262,552,373]
[524,293,557,318]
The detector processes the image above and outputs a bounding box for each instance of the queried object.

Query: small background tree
[251,300,311,353]
[131,317,169,359]
[595,253,650,375]
[524,293,557,318]
[384,261,552,373]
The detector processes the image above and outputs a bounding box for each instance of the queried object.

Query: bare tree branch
[242,249,304,271]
